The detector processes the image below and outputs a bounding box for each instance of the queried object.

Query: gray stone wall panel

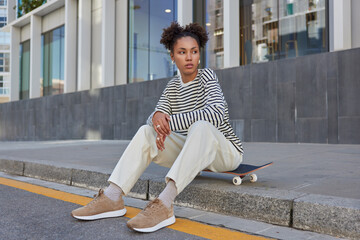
[327,77,339,144]
[251,62,277,120]
[338,49,360,117]
[219,67,252,120]
[296,118,328,143]
[0,49,359,143]
[251,119,277,142]
[338,117,360,144]
[277,81,296,142]
[295,54,327,119]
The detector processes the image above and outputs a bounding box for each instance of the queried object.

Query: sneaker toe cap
[71,207,86,218]
[126,214,147,230]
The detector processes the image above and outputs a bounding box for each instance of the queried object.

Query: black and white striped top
[147,68,243,154]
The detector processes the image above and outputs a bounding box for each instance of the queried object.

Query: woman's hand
[152,111,171,136]
[156,134,166,151]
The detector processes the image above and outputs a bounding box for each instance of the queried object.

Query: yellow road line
[0,177,271,240]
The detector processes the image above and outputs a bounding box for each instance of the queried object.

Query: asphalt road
[0,184,206,240]
[0,173,342,240]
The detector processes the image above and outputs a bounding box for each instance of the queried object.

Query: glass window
[128,0,177,83]
[0,52,8,73]
[0,76,3,95]
[20,40,30,100]
[41,25,65,96]
[205,0,224,69]
[193,0,224,69]
[0,10,6,28]
[0,1,7,6]
[240,0,327,65]
[0,32,10,46]
[0,75,7,95]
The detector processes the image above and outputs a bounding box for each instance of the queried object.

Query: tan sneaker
[127,198,175,232]
[71,189,126,220]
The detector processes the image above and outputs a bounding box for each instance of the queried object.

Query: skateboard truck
[203,162,273,185]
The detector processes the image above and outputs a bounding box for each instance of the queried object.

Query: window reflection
[205,0,224,69]
[41,25,64,96]
[19,40,30,100]
[128,0,177,83]
[0,53,9,72]
[194,0,224,69]
[240,0,327,65]
[0,75,10,96]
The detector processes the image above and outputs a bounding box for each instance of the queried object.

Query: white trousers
[108,120,243,194]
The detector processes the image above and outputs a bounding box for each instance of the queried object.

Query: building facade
[0,0,359,143]
[2,0,359,102]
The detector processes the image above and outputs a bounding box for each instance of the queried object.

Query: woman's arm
[146,86,172,136]
[146,86,172,126]
[169,75,226,131]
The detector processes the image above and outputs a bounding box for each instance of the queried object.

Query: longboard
[203,162,273,185]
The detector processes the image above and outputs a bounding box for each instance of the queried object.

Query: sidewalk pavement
[0,140,359,239]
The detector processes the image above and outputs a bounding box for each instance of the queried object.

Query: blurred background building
[1,0,359,101]
[0,0,10,103]
[0,0,359,144]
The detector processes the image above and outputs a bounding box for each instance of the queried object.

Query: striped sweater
[147,68,243,154]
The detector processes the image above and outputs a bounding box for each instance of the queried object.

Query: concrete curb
[1,158,359,239]
[149,176,303,226]
[293,194,360,239]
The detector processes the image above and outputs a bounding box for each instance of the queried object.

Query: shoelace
[87,189,103,207]
[142,199,163,216]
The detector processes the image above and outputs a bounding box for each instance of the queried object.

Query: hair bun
[160,22,209,52]
[184,23,208,49]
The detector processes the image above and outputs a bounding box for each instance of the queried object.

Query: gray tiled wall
[0,48,359,144]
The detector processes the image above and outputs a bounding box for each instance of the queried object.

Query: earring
[172,60,175,65]
[198,59,201,64]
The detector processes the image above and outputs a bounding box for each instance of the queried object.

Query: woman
[71,22,244,233]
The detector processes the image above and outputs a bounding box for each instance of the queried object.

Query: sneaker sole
[72,208,127,220]
[132,215,176,233]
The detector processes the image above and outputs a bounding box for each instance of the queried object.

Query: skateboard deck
[204,162,273,185]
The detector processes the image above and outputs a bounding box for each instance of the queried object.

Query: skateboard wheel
[250,174,257,183]
[232,176,242,185]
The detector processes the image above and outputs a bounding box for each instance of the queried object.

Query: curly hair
[160,22,209,52]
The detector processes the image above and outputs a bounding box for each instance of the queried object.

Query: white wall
[77,0,92,91]
[91,0,102,89]
[329,0,352,51]
[6,0,16,23]
[10,26,20,101]
[42,7,65,33]
[20,24,30,42]
[351,0,360,48]
[115,0,128,85]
